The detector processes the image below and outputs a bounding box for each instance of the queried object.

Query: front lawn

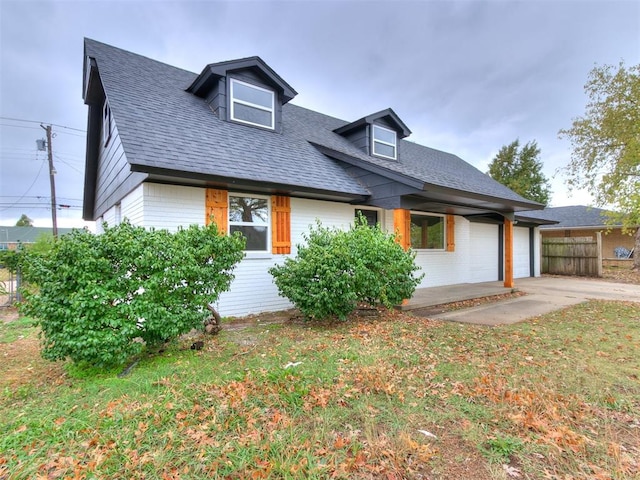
[1,300,638,479]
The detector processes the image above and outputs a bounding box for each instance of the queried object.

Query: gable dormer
[187,57,297,133]
[334,108,411,160]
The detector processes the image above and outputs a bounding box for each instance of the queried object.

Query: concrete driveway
[429,276,640,326]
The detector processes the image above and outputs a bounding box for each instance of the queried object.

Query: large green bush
[269,216,423,320]
[19,221,245,367]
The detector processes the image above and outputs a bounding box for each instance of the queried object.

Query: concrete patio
[400,281,513,311]
[402,277,640,326]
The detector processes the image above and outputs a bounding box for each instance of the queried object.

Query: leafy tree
[19,220,245,367]
[487,139,551,205]
[269,215,423,320]
[15,214,33,227]
[559,62,640,268]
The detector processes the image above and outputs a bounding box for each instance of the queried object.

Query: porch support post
[504,218,514,288]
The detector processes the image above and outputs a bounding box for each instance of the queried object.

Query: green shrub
[269,216,423,320]
[19,220,245,367]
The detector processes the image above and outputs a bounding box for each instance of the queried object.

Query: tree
[559,62,640,268]
[487,139,552,205]
[19,221,245,367]
[269,215,423,320]
[15,214,33,227]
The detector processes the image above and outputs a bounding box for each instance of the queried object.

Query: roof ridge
[84,37,198,77]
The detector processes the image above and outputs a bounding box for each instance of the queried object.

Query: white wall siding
[115,185,539,316]
[101,206,117,230]
[121,184,144,225]
[142,184,205,231]
[216,256,293,317]
[217,197,357,317]
[412,216,471,288]
[290,198,356,254]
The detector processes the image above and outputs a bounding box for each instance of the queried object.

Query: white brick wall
[105,184,538,317]
[142,184,204,231]
[121,184,144,225]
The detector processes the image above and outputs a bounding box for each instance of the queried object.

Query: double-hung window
[410,213,445,249]
[230,78,275,129]
[372,125,397,159]
[229,194,270,251]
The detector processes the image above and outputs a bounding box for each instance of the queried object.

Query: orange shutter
[205,188,228,234]
[271,195,291,254]
[446,214,455,252]
[393,209,411,251]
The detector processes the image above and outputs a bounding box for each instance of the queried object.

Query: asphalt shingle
[84,39,540,207]
[519,205,617,228]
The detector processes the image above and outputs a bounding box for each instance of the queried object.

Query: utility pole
[41,124,58,239]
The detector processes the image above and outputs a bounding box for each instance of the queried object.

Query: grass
[0,316,36,343]
[0,300,639,479]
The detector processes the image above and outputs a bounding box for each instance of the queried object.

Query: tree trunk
[635,227,640,270]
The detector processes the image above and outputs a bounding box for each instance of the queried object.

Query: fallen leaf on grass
[503,464,521,477]
[283,361,303,369]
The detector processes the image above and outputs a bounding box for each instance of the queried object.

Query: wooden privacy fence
[541,234,602,277]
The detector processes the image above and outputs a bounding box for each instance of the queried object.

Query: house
[521,205,635,259]
[0,226,74,251]
[82,39,549,317]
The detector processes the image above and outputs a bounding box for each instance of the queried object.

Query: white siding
[110,184,535,316]
[469,222,500,283]
[513,226,531,278]
[142,184,204,231]
[101,206,117,229]
[412,216,472,287]
[121,184,144,225]
[216,197,357,317]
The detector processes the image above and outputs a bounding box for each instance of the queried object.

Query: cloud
[1,0,638,226]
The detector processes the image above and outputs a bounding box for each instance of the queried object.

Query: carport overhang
[314,143,549,288]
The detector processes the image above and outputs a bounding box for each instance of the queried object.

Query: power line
[0,116,86,133]
[0,160,46,213]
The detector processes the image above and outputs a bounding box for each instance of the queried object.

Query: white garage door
[514,227,531,278]
[469,222,499,282]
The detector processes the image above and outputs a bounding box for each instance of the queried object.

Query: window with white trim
[410,213,444,249]
[229,194,270,251]
[372,125,397,159]
[230,78,275,129]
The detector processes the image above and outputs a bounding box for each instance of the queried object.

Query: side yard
[1,300,638,479]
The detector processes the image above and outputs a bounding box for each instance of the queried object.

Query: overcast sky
[1,0,638,229]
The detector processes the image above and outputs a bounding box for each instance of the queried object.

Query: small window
[230,78,275,129]
[410,213,444,249]
[103,101,112,145]
[372,125,397,159]
[355,208,379,227]
[229,194,270,251]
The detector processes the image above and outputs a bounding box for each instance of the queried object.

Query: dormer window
[230,78,275,129]
[372,125,397,159]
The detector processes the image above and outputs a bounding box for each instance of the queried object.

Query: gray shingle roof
[519,205,618,228]
[84,39,540,209]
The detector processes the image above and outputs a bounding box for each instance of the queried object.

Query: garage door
[469,223,499,282]
[514,227,531,278]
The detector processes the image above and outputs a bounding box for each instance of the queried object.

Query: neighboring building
[82,39,549,317]
[0,226,74,251]
[521,205,635,258]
